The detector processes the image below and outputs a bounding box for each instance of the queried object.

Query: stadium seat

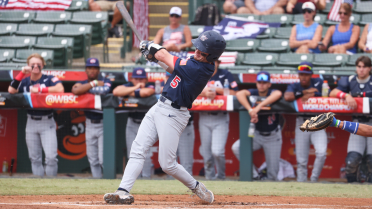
[0,23,18,36]
[189,25,204,38]
[346,53,372,66]
[291,14,327,25]
[273,27,292,39]
[359,14,372,26]
[0,49,15,62]
[226,65,262,73]
[276,53,314,67]
[225,39,259,53]
[320,1,333,14]
[241,53,278,66]
[33,11,72,24]
[228,14,260,21]
[52,24,92,60]
[313,54,348,67]
[0,36,36,49]
[353,1,372,14]
[333,67,356,75]
[34,37,74,68]
[260,14,293,27]
[312,67,333,74]
[257,39,289,53]
[0,11,34,23]
[262,66,297,74]
[322,26,328,38]
[324,14,360,26]
[13,49,54,68]
[65,0,89,11]
[15,23,54,37]
[256,27,276,39]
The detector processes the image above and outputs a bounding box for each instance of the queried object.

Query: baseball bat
[116,1,143,42]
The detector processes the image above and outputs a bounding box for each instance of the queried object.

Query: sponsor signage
[190,95,234,111]
[29,93,101,109]
[295,97,368,113]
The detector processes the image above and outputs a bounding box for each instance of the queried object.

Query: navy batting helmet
[192,30,226,63]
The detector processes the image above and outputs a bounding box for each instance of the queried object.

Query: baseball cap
[86,58,100,67]
[256,71,270,82]
[165,71,172,77]
[169,7,182,16]
[298,61,313,74]
[302,2,316,11]
[132,67,147,78]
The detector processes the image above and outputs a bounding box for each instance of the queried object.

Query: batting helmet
[191,30,226,63]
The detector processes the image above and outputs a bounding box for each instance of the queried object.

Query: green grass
[0,179,372,198]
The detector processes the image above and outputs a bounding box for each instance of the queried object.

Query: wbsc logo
[45,95,79,106]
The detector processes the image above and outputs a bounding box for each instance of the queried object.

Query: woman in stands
[319,3,359,54]
[358,23,372,54]
[289,2,323,53]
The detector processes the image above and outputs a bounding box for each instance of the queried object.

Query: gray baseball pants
[85,119,103,178]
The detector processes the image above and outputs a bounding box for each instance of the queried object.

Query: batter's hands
[22,66,32,75]
[345,94,357,109]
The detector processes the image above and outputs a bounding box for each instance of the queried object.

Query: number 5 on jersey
[171,75,181,88]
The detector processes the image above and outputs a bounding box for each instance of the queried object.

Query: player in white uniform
[8,53,64,176]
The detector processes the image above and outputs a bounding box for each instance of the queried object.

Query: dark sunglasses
[196,48,208,57]
[298,65,312,71]
[302,9,313,14]
[338,12,349,16]
[170,14,180,18]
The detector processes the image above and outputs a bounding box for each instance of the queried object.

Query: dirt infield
[0,194,371,208]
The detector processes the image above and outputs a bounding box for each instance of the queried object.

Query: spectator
[198,60,239,180]
[319,3,360,54]
[289,2,323,53]
[153,7,192,52]
[233,71,283,181]
[223,0,245,14]
[71,58,112,178]
[286,0,326,14]
[8,53,64,177]
[89,0,129,38]
[358,23,372,54]
[113,68,155,178]
[236,0,287,15]
[284,62,327,182]
[329,56,372,183]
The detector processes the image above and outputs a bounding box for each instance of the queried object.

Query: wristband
[15,71,25,81]
[94,80,98,86]
[294,91,304,99]
[248,109,253,113]
[134,89,141,98]
[38,87,49,93]
[90,81,95,88]
[10,79,21,89]
[342,121,359,134]
[337,91,346,99]
[158,61,169,70]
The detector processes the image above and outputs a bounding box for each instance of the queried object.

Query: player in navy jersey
[8,53,64,177]
[72,58,112,178]
[104,30,226,204]
[198,59,238,180]
[113,67,155,178]
[232,71,283,180]
[284,61,327,182]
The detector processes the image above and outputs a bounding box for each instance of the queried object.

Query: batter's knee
[129,140,147,159]
[159,158,177,176]
[345,151,362,182]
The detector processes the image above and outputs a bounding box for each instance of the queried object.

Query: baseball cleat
[103,190,134,204]
[191,181,214,204]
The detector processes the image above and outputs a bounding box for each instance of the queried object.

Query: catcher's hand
[300,112,335,132]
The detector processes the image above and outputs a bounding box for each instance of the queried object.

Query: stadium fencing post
[239,110,253,181]
[103,108,116,179]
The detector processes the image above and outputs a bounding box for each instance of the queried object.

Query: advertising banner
[28,93,101,110]
[190,95,234,111]
[294,97,368,114]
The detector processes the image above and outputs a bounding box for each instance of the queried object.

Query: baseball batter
[8,53,64,176]
[113,67,155,178]
[284,62,327,182]
[329,56,372,182]
[104,30,226,204]
[72,58,112,178]
[198,59,238,180]
[232,71,283,180]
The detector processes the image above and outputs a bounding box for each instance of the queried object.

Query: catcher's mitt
[300,112,335,132]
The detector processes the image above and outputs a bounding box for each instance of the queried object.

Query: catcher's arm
[333,119,372,137]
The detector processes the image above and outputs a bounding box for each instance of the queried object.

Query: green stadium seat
[353,1,372,14]
[225,39,259,53]
[0,36,36,49]
[257,39,289,53]
[0,49,15,62]
[52,24,92,60]
[13,49,54,68]
[15,23,54,37]
[34,37,74,68]
[65,0,89,11]
[324,14,360,26]
[346,53,372,66]
[260,14,293,26]
[333,67,356,75]
[273,27,292,39]
[33,11,72,24]
[359,14,372,26]
[0,23,18,36]
[241,53,278,66]
[276,53,314,67]
[189,25,204,38]
[322,26,328,38]
[320,1,333,14]
[291,14,327,25]
[226,65,262,73]
[256,27,276,39]
[312,67,333,75]
[0,11,34,23]
[262,66,297,74]
[313,54,348,67]
[228,14,260,21]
